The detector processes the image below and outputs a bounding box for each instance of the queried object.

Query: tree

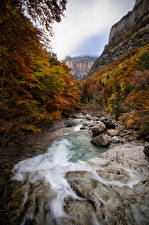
[0,0,67,30]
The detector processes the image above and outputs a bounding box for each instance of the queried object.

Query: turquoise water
[57,134,106,162]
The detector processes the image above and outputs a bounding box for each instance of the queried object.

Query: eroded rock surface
[65,143,149,225]
[91,134,111,147]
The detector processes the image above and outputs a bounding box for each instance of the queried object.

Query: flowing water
[12,120,149,225]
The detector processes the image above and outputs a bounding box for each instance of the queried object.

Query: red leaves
[131,70,149,89]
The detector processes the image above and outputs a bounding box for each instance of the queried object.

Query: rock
[117,125,125,131]
[111,136,120,143]
[119,131,126,137]
[91,122,106,136]
[85,114,92,120]
[145,135,149,142]
[80,125,87,130]
[143,145,149,158]
[83,121,96,127]
[92,117,99,121]
[91,134,111,147]
[107,129,119,136]
[64,119,76,127]
[100,117,115,128]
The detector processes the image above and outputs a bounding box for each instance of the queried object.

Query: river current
[12,118,148,225]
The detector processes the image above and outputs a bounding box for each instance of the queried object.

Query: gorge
[63,56,97,81]
[0,0,149,225]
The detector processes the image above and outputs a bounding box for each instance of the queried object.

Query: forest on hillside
[0,0,80,141]
[81,41,149,137]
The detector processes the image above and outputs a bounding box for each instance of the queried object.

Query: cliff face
[109,0,149,42]
[63,56,97,81]
[88,0,149,76]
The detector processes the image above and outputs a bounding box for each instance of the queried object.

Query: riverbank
[0,113,149,225]
[0,119,67,225]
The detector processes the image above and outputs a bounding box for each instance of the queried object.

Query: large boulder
[143,144,149,158]
[91,122,106,136]
[100,117,116,128]
[107,129,119,136]
[91,134,111,147]
[64,119,76,127]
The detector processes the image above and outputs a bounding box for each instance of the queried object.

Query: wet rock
[143,144,149,158]
[91,134,111,147]
[107,129,119,136]
[91,122,106,136]
[100,116,116,129]
[64,119,76,127]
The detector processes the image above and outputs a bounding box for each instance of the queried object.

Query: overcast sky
[51,0,135,60]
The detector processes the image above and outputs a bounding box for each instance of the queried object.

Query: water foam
[12,136,142,225]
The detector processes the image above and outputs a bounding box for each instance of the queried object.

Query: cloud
[51,0,135,60]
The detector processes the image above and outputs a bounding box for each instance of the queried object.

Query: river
[12,115,149,225]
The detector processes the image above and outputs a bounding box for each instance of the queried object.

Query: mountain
[88,0,149,76]
[63,56,97,81]
[81,0,149,137]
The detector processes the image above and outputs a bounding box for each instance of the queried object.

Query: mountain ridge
[88,0,149,76]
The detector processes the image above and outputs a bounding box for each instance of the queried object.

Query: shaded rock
[119,131,127,137]
[80,125,86,130]
[64,119,76,127]
[107,129,119,136]
[143,145,149,158]
[91,134,111,147]
[91,122,106,136]
[100,117,115,128]
[117,125,125,131]
[145,135,149,142]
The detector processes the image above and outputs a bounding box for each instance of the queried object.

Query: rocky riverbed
[0,113,149,225]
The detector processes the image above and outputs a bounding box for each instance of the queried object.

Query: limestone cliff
[88,0,149,76]
[63,56,97,81]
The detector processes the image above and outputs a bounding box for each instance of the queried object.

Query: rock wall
[109,0,149,43]
[63,56,97,81]
[88,0,149,76]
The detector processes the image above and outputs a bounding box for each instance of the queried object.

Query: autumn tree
[0,0,81,139]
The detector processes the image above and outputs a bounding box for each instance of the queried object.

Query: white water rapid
[12,120,144,225]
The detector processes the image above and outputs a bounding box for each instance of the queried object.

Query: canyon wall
[88,0,149,76]
[63,56,97,81]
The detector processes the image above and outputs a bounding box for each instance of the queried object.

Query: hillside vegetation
[81,41,149,137]
[0,1,80,138]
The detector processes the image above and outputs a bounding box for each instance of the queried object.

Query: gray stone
[83,121,96,127]
[143,145,149,158]
[85,114,92,120]
[91,134,111,147]
[111,136,120,143]
[100,117,116,128]
[91,122,106,136]
[64,119,76,127]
